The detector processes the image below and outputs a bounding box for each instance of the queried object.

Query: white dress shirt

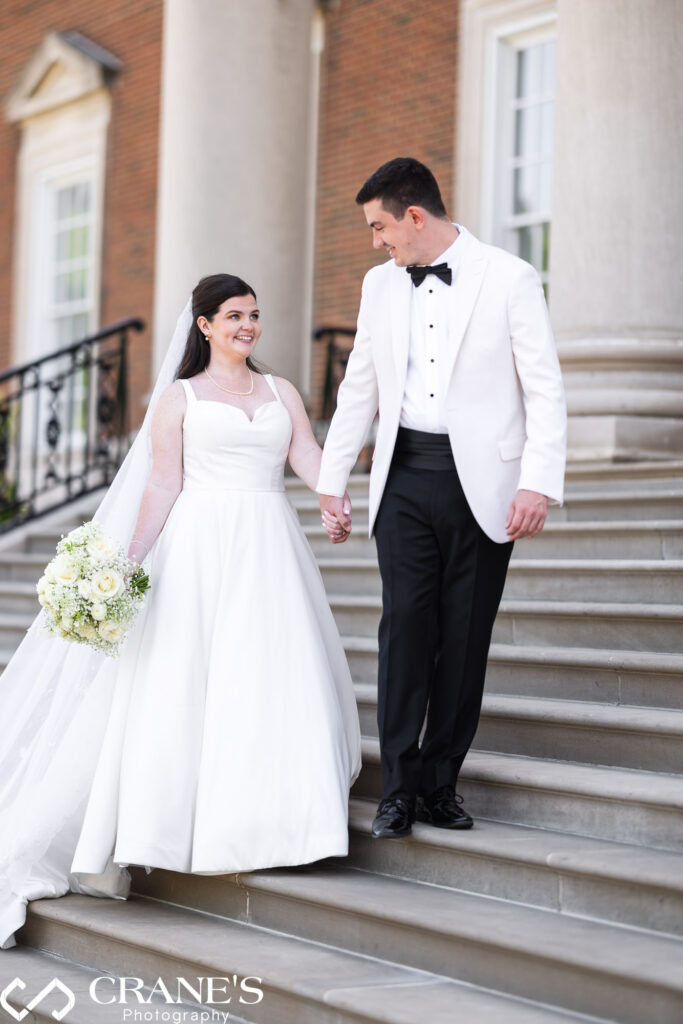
[399,226,463,434]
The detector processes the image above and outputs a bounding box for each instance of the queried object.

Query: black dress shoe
[371,796,414,838]
[416,784,474,829]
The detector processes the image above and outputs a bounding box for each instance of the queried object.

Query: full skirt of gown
[71,375,362,875]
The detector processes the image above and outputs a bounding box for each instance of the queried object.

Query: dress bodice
[179,375,292,492]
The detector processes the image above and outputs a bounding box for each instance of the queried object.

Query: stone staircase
[1,463,683,1023]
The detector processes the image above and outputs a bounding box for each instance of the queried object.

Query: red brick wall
[0,0,163,426]
[312,0,460,415]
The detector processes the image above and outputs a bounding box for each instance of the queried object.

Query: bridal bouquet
[37,522,150,656]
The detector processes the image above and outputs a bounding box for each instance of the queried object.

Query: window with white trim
[45,171,98,349]
[493,29,556,292]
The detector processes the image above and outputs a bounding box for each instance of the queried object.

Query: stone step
[0,579,40,614]
[330,595,683,653]
[304,520,683,559]
[354,684,683,772]
[286,462,683,500]
[355,739,683,852]
[562,460,683,489]
[0,945,206,1023]
[0,550,50,582]
[126,864,683,1024]
[294,489,683,526]
[343,637,683,708]
[318,557,683,603]
[17,895,599,1024]
[484,644,683,708]
[344,797,683,938]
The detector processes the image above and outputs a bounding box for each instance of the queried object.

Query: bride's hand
[322,510,351,544]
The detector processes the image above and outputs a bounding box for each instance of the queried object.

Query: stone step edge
[360,738,683,810]
[130,863,683,994]
[23,896,599,1024]
[303,519,683,535]
[344,637,683,674]
[330,593,683,620]
[317,557,683,573]
[347,796,683,896]
[354,685,683,738]
[292,490,683,510]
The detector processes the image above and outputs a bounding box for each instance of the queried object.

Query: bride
[0,273,361,950]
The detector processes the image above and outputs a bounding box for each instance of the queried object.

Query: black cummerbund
[392,426,455,471]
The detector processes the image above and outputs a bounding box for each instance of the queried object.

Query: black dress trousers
[373,428,513,802]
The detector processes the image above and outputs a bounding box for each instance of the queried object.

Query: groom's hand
[506,489,548,540]
[320,492,352,544]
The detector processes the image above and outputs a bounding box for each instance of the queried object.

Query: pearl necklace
[204,365,254,397]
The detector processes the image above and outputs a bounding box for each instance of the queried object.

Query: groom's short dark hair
[355,158,448,220]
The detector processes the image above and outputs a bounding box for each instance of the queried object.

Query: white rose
[60,616,73,633]
[78,578,93,599]
[50,554,79,586]
[98,620,124,643]
[86,535,118,561]
[76,621,98,639]
[91,602,107,621]
[90,569,124,601]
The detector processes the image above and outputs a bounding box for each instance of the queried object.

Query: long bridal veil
[0,300,193,949]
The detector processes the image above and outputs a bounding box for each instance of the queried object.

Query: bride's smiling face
[199,294,262,360]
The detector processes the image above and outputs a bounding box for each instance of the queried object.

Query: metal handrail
[0,317,145,532]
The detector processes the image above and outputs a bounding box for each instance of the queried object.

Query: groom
[317,157,566,838]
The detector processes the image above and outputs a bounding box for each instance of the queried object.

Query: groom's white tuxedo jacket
[317,226,567,544]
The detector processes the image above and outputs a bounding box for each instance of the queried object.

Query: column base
[568,415,683,462]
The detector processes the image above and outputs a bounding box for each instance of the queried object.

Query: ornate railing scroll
[0,317,144,533]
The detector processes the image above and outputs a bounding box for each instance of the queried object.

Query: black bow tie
[406,262,452,287]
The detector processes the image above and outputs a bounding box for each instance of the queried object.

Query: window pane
[74,182,91,215]
[516,44,542,99]
[515,105,540,158]
[541,40,556,93]
[55,313,89,347]
[514,164,539,214]
[518,225,533,263]
[57,185,76,220]
[540,101,554,156]
[539,161,553,212]
[542,222,551,274]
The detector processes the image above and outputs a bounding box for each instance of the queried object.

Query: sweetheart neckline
[191,398,282,424]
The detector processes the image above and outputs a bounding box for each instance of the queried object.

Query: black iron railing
[0,317,144,532]
[312,325,355,420]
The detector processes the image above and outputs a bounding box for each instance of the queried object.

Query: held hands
[506,489,548,540]
[319,492,352,544]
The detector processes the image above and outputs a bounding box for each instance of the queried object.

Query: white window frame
[456,2,557,274]
[488,23,556,288]
[36,156,102,353]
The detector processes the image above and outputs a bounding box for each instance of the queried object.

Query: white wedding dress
[0,372,361,946]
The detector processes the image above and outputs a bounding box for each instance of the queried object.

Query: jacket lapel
[442,228,488,384]
[388,262,412,397]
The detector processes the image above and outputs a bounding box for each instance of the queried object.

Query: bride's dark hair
[175,273,264,380]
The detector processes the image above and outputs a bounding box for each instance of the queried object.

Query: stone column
[153,0,317,387]
[551,0,683,460]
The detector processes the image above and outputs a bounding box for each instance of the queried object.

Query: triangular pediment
[6,31,122,123]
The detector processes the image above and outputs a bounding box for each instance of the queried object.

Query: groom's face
[363,199,420,267]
